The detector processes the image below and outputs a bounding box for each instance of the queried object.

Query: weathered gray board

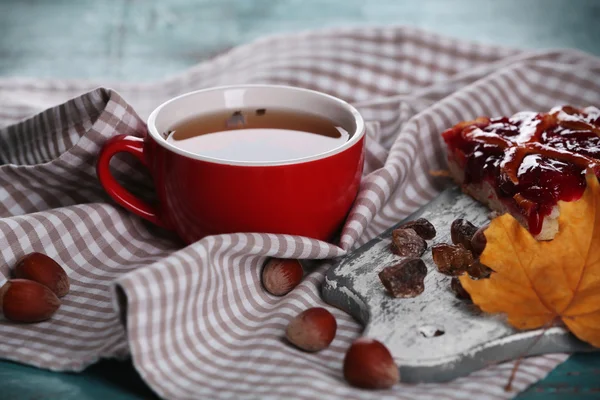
[322,187,595,383]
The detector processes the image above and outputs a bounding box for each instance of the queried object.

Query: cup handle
[96,134,167,228]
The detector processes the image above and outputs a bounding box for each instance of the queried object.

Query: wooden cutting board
[322,186,595,383]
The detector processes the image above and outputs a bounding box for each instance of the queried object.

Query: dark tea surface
[166,108,349,162]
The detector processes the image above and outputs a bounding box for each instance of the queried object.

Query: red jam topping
[442,106,600,235]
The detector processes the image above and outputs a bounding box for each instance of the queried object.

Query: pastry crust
[447,154,559,241]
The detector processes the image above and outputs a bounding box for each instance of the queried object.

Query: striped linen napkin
[1,26,599,399]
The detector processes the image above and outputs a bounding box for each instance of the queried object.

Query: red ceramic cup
[97,85,365,243]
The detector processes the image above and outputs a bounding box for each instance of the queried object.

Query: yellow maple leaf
[460,172,600,347]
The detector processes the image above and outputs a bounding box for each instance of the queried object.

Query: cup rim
[146,84,365,166]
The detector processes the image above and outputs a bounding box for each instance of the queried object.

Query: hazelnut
[286,307,337,352]
[0,279,60,323]
[14,252,69,297]
[343,337,399,389]
[261,258,303,296]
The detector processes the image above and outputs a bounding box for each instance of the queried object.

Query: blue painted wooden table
[1,0,599,399]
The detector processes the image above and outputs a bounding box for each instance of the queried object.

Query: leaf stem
[505,318,557,392]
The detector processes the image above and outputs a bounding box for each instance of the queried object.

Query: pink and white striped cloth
[1,26,599,399]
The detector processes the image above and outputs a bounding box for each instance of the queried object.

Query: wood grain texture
[1,0,599,81]
[0,0,599,398]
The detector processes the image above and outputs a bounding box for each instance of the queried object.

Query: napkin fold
[1,26,599,399]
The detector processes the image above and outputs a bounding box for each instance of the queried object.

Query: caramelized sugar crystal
[450,219,478,251]
[467,260,492,280]
[432,243,474,276]
[390,228,427,258]
[379,258,427,298]
[398,218,436,240]
[450,277,471,301]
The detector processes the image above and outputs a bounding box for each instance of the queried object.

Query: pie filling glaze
[442,106,600,236]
